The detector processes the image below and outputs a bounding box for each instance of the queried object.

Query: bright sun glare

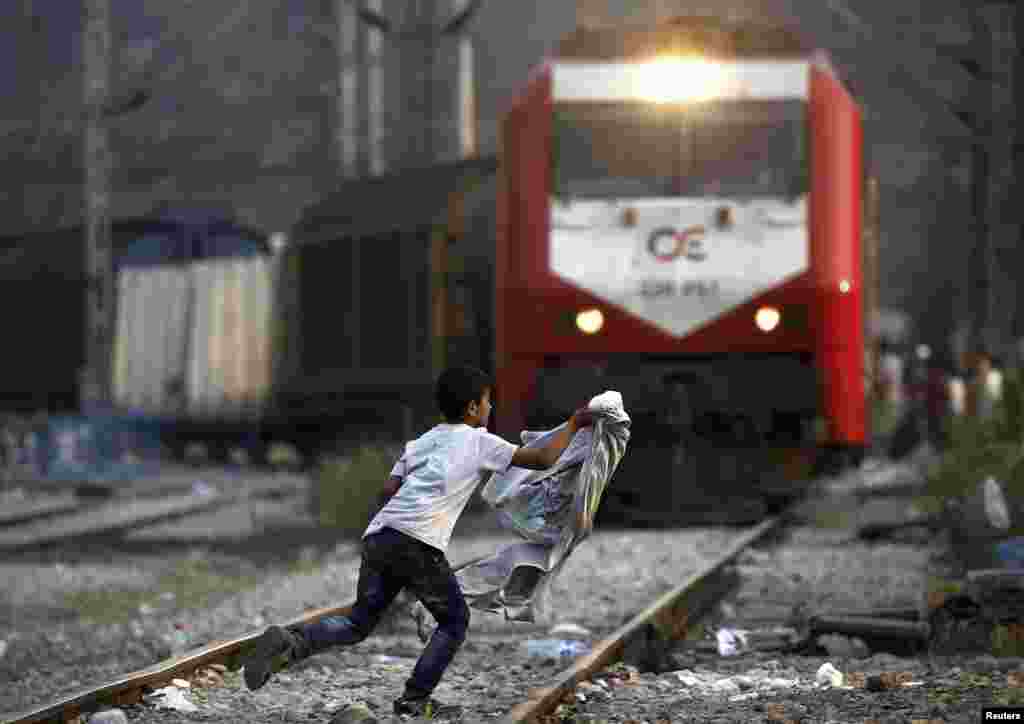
[635,56,724,104]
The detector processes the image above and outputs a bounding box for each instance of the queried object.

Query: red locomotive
[495,20,869,515]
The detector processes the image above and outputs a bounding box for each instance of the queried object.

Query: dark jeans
[295,526,470,699]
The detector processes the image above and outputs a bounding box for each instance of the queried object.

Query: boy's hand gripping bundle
[412,390,630,637]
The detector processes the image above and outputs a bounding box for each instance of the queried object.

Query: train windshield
[553,99,807,200]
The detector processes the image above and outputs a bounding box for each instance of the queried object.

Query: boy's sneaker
[242,625,309,691]
[393,695,463,720]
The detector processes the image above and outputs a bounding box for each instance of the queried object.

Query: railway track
[0,470,308,553]
[3,511,789,724]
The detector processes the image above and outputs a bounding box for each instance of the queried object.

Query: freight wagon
[0,209,268,416]
[0,170,500,468]
[273,157,501,459]
[0,209,272,466]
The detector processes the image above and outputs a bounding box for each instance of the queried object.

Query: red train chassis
[495,36,865,467]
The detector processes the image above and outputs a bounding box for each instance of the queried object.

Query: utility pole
[1016,1,1024,366]
[82,0,114,410]
[983,0,1019,367]
[966,2,993,362]
[15,0,50,230]
[957,0,1018,367]
[347,0,483,170]
[455,0,477,158]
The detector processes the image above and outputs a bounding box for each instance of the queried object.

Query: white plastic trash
[548,622,593,640]
[150,685,199,712]
[674,671,703,688]
[815,662,844,688]
[522,638,590,658]
[192,480,216,497]
[716,627,748,656]
[983,477,1011,530]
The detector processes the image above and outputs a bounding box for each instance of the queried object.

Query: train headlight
[839,279,852,294]
[576,308,605,335]
[636,57,722,104]
[755,306,781,333]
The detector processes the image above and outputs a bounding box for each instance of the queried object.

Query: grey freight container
[112,256,278,422]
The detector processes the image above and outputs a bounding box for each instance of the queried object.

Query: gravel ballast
[1,513,737,721]
[3,461,1020,723]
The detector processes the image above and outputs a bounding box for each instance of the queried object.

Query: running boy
[242,365,593,719]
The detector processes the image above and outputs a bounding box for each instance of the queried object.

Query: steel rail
[3,556,489,724]
[0,492,242,553]
[5,513,788,724]
[3,600,357,724]
[502,512,788,724]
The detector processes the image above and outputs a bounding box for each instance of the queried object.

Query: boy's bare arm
[510,409,594,470]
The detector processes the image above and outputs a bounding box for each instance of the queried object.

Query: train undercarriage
[524,354,865,526]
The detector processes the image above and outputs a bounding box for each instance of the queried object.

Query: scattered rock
[163,628,190,653]
[87,710,128,724]
[329,702,378,723]
[816,633,872,659]
[732,675,756,690]
[761,676,800,689]
[549,621,592,640]
[710,678,740,695]
[622,623,674,673]
[968,654,1000,673]
[718,601,737,620]
[851,637,872,658]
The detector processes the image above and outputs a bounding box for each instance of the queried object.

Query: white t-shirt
[363,423,518,554]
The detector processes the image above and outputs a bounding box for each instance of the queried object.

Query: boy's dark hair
[436,366,492,422]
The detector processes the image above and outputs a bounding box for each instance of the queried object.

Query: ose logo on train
[639,224,719,299]
[646,225,708,263]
